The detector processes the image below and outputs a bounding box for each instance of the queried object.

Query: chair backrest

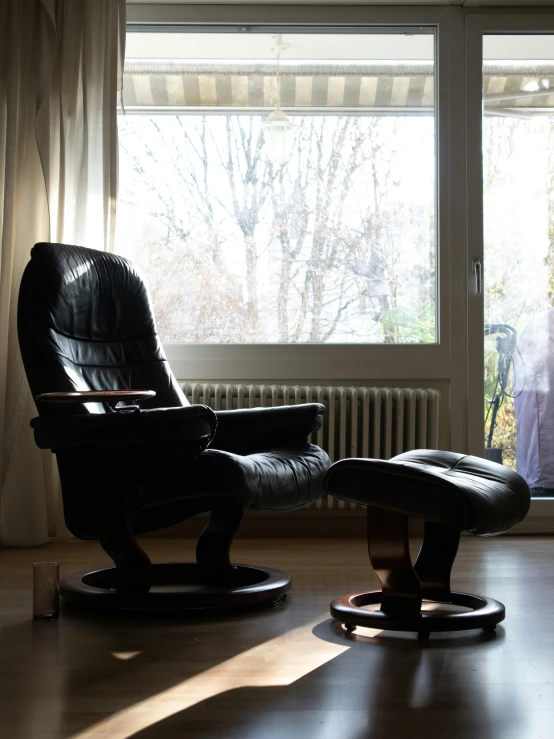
[18,243,188,415]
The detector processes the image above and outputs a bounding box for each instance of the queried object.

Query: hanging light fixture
[264,35,295,167]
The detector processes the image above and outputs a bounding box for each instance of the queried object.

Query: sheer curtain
[0,0,125,546]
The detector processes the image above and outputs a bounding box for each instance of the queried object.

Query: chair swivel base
[60,562,290,613]
[331,590,505,639]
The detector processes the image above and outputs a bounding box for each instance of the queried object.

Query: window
[481,35,554,497]
[465,14,554,529]
[116,29,437,345]
[120,8,554,530]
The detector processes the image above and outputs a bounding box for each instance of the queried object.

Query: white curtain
[0,0,126,546]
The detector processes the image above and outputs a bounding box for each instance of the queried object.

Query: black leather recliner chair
[18,242,331,611]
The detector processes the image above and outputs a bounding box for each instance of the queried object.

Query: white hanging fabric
[0,0,126,546]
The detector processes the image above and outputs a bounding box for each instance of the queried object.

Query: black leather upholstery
[195,445,326,510]
[324,449,531,535]
[18,243,187,415]
[18,242,330,540]
[212,405,325,454]
[31,405,217,451]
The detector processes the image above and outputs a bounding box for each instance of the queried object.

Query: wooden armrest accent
[36,390,156,409]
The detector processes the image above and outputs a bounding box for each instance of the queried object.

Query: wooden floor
[1,536,554,739]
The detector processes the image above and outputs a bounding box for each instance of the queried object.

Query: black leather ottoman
[324,450,531,638]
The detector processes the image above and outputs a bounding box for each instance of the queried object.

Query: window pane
[117,31,436,344]
[482,35,554,499]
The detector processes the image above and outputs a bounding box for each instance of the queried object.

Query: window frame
[465,10,554,532]
[123,4,554,532]
[125,5,468,454]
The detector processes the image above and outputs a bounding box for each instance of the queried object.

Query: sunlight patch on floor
[70,614,349,739]
[344,625,384,638]
[111,651,142,661]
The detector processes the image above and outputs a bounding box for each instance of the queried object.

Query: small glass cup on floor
[33,562,59,619]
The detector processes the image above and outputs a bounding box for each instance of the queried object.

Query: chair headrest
[27,242,155,341]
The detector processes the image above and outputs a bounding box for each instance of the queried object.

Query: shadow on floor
[0,598,300,738]
[127,621,523,739]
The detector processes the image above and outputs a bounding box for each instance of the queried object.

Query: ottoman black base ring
[60,562,291,613]
[331,590,505,638]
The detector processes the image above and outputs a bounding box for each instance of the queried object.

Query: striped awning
[484,65,554,112]
[122,61,554,113]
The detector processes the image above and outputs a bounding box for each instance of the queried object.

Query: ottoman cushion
[324,449,531,535]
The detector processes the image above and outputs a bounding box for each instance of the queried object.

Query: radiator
[181,383,440,510]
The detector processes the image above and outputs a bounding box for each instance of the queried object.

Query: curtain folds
[0,0,126,546]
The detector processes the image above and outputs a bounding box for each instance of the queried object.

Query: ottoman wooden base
[331,590,505,639]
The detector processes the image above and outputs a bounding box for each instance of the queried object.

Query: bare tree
[214,118,277,338]
[117,112,437,344]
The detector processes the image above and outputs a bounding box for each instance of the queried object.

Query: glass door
[482,34,554,500]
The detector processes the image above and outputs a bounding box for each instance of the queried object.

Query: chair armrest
[36,390,156,410]
[210,403,325,454]
[31,405,217,452]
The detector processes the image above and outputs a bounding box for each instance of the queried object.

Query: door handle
[472,258,482,294]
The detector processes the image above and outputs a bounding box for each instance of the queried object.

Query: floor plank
[0,536,553,739]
